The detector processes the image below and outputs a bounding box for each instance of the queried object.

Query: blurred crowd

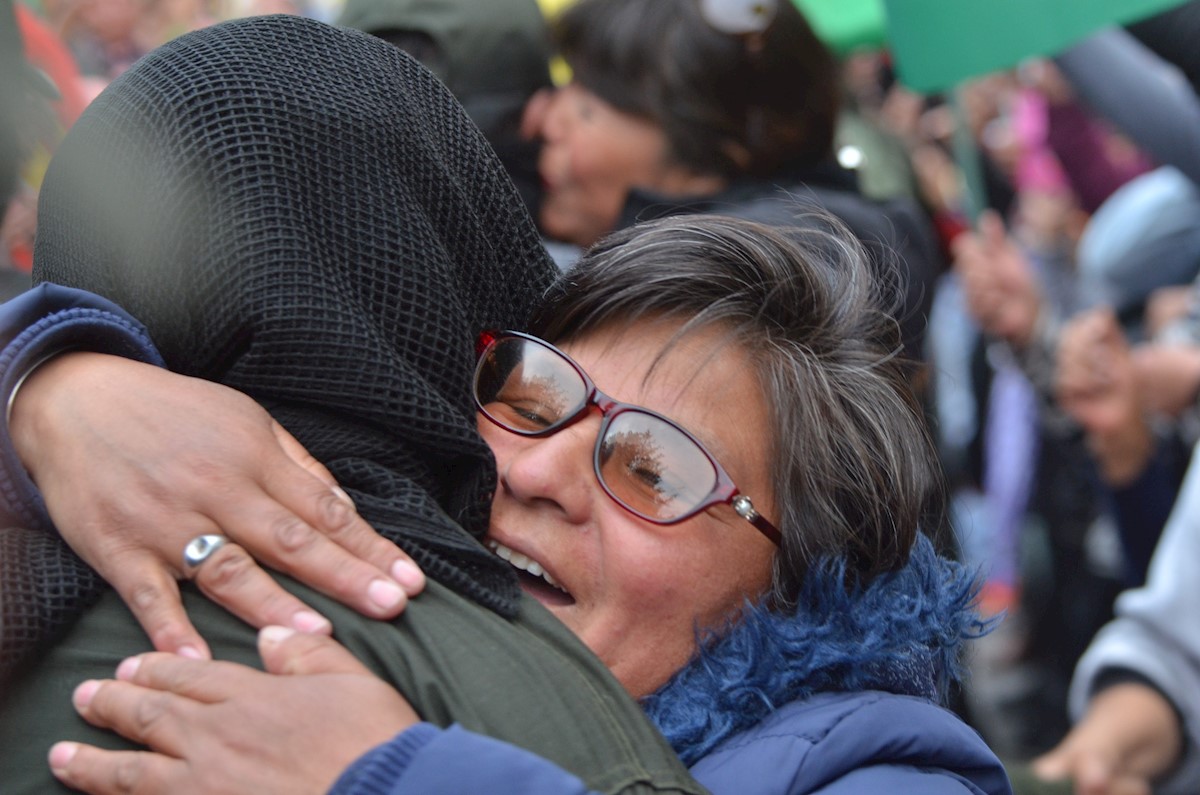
[5,1,1200,793]
[1,0,338,291]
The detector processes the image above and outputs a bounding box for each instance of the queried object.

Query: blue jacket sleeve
[0,283,163,530]
[328,696,1013,795]
[688,693,1011,795]
[329,724,597,795]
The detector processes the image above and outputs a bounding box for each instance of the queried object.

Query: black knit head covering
[32,14,558,616]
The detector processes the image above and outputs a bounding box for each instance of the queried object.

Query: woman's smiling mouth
[487,539,576,606]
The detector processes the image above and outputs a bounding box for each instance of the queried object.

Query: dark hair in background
[533,213,945,607]
[336,0,553,217]
[554,0,839,181]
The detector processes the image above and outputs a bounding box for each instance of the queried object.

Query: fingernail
[49,742,78,776]
[292,610,332,634]
[73,680,100,709]
[177,645,205,660]
[331,486,356,507]
[115,656,142,681]
[391,559,425,590]
[259,625,296,646]
[368,578,404,611]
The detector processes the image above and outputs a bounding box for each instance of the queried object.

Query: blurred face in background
[533,83,723,248]
[75,0,144,43]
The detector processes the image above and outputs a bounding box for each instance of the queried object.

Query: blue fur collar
[641,535,990,764]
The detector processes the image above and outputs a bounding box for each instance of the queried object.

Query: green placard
[792,0,888,55]
[883,0,1188,92]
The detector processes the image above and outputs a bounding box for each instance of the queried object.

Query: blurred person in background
[523,0,942,366]
[947,1,1200,778]
[57,0,153,99]
[336,0,553,216]
[1,0,83,299]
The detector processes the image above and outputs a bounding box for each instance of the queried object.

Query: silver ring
[183,534,228,573]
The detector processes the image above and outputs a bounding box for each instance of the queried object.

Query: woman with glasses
[0,14,1007,795]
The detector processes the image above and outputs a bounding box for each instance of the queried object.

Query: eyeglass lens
[475,336,721,523]
[597,411,719,521]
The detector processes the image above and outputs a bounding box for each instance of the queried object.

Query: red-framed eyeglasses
[473,330,781,546]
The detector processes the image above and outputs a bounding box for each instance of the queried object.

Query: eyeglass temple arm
[732,496,782,546]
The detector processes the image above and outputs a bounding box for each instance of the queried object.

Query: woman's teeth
[487,540,567,592]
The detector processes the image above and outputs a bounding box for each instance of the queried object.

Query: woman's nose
[539,88,569,143]
[498,414,599,523]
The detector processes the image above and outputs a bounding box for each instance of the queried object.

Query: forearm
[992,306,1078,435]
[0,284,163,683]
[1071,622,1200,793]
[1070,441,1200,792]
[1052,677,1189,793]
[0,283,163,529]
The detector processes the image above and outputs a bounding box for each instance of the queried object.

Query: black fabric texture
[0,528,105,678]
[5,13,559,678]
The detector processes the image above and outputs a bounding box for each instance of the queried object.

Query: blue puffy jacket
[333,687,1009,794]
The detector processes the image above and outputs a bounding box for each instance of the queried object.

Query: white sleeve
[1069,441,1200,793]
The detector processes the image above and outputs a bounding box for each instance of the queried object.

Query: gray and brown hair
[533,214,944,607]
